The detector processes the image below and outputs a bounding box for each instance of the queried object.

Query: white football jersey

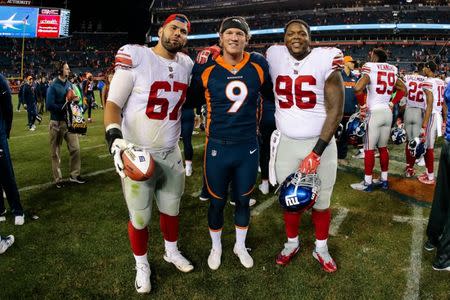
[266,45,343,139]
[360,62,398,111]
[404,74,427,110]
[109,44,193,152]
[422,77,446,114]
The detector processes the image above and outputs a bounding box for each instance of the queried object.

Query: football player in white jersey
[418,61,447,184]
[352,48,406,191]
[403,65,433,177]
[266,19,344,272]
[104,14,194,294]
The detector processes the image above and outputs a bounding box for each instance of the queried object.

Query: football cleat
[278,171,321,212]
[418,175,435,185]
[424,239,437,252]
[404,167,415,178]
[276,242,300,266]
[350,181,373,192]
[313,245,337,273]
[207,248,222,270]
[374,180,389,190]
[0,235,15,254]
[163,250,194,273]
[134,263,151,294]
[233,245,254,268]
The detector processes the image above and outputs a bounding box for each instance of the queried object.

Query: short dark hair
[424,61,437,73]
[55,61,68,75]
[416,62,425,72]
[372,48,388,62]
[284,19,311,37]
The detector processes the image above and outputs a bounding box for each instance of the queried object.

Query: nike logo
[250,149,257,154]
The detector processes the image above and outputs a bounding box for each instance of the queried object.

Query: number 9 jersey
[108,44,194,152]
[266,45,344,139]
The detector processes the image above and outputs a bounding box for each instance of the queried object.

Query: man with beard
[266,19,344,272]
[104,14,194,294]
[186,17,274,270]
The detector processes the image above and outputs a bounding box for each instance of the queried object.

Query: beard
[161,33,185,54]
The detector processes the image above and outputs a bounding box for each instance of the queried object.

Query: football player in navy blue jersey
[186,16,274,270]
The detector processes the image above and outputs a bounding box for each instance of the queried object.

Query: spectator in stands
[0,73,25,225]
[46,61,86,188]
[337,56,358,161]
[0,235,14,254]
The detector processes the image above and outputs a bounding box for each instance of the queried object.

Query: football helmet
[408,137,426,159]
[391,126,407,145]
[346,112,366,138]
[278,171,321,212]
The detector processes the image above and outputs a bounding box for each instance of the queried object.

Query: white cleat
[258,183,269,195]
[233,245,254,269]
[134,263,151,294]
[230,199,256,207]
[14,214,25,225]
[163,250,194,273]
[207,248,222,270]
[0,235,15,254]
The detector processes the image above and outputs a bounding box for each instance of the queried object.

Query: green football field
[1,93,448,299]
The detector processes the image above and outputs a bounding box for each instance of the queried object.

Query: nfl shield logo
[211,150,217,157]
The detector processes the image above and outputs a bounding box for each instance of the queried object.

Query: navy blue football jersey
[186,51,274,142]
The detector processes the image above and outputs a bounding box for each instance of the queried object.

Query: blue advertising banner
[0,6,38,38]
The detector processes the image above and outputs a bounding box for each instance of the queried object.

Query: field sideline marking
[10,125,104,140]
[98,142,205,158]
[393,206,425,300]
[329,207,349,236]
[251,196,277,216]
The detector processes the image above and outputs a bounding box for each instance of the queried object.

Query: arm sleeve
[184,63,206,110]
[325,48,344,80]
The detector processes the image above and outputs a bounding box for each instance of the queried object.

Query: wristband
[312,138,328,156]
[105,123,123,153]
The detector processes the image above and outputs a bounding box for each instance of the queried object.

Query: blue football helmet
[278,171,321,212]
[408,137,426,159]
[391,126,407,145]
[346,112,366,139]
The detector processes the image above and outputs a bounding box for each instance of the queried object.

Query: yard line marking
[18,168,115,192]
[393,206,425,300]
[98,142,205,158]
[83,144,105,150]
[251,196,277,216]
[11,125,103,140]
[329,207,349,236]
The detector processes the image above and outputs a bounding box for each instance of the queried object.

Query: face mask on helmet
[408,137,426,159]
[278,171,321,212]
[335,123,344,142]
[391,127,407,145]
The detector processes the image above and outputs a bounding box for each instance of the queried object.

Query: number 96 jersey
[109,44,194,152]
[266,45,343,139]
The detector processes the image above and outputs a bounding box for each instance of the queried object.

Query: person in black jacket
[46,61,86,188]
[0,73,25,225]
[24,75,41,131]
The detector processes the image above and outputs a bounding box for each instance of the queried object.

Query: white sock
[209,229,222,251]
[164,240,178,254]
[364,175,372,184]
[315,239,328,249]
[185,160,192,167]
[261,180,269,188]
[381,171,388,181]
[134,253,149,266]
[427,172,434,180]
[235,226,248,249]
[288,236,299,246]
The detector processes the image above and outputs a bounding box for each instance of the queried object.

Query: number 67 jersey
[266,45,344,139]
[109,44,194,152]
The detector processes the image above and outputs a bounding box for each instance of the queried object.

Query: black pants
[337,115,351,159]
[181,109,194,161]
[0,133,23,216]
[426,140,450,257]
[259,119,276,180]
